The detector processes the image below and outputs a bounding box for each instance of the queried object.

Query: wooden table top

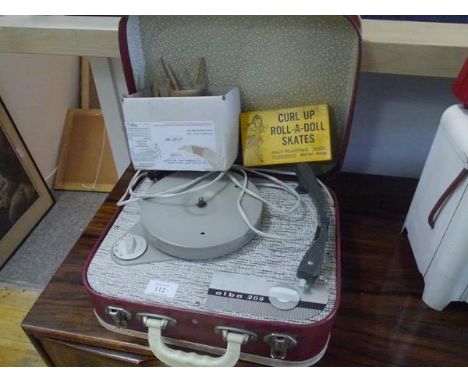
[22,169,468,366]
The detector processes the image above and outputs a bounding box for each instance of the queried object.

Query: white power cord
[227,166,313,241]
[116,165,332,243]
[117,170,226,206]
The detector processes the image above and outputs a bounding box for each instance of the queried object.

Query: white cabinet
[405,104,468,310]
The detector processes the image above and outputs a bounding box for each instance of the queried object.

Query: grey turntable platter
[112,171,263,263]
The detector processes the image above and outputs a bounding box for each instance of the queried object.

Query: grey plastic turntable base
[112,172,263,264]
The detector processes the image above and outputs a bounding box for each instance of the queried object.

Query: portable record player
[83,15,361,367]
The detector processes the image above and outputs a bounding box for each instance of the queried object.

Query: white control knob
[113,233,147,260]
[269,285,301,310]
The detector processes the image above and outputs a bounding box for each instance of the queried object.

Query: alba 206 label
[208,288,267,302]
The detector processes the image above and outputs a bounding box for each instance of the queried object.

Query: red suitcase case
[83,15,361,366]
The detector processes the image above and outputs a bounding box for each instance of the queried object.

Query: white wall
[0,53,80,186]
[343,73,455,179]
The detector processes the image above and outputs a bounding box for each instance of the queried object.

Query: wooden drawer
[35,337,163,367]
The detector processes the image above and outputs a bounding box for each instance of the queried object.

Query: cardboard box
[122,86,240,171]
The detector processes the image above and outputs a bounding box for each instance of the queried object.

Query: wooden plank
[54,182,116,193]
[81,57,101,110]
[54,109,118,192]
[362,19,468,78]
[363,19,468,48]
[1,17,468,77]
[0,288,39,312]
[0,16,120,57]
[0,288,45,366]
[0,338,45,366]
[81,57,91,110]
[0,306,35,343]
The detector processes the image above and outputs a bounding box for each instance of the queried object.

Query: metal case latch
[264,333,297,360]
[105,306,132,329]
[214,326,258,344]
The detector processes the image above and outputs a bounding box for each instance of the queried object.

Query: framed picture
[0,97,54,268]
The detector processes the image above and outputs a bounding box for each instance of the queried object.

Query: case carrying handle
[145,317,247,367]
[428,168,468,229]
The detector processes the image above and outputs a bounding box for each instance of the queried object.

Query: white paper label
[125,121,217,170]
[144,279,179,298]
